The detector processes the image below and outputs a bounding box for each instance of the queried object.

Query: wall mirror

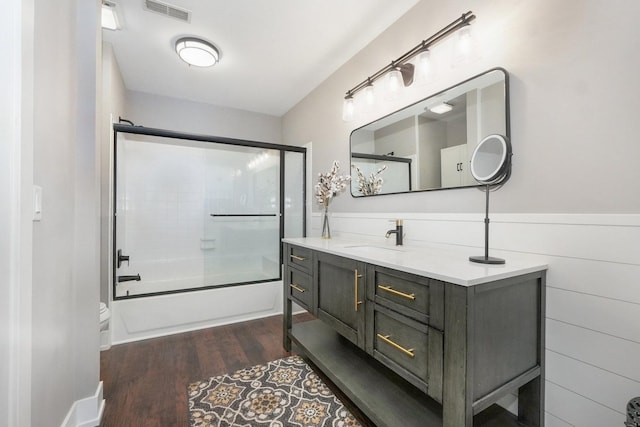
[350,68,509,197]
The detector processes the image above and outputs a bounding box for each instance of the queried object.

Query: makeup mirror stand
[469,134,511,265]
[469,184,505,264]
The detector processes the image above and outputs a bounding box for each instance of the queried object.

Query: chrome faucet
[385,219,403,246]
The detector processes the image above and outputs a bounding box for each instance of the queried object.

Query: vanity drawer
[286,267,313,310]
[370,305,443,402]
[371,266,444,326]
[373,308,430,386]
[286,244,312,273]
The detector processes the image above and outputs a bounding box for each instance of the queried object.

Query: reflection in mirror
[350,68,509,197]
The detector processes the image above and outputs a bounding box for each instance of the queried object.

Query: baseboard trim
[60,381,105,427]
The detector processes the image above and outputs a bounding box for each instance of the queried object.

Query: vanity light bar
[343,11,475,111]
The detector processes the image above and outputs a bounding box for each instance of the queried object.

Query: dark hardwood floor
[100,313,516,427]
[99,313,372,427]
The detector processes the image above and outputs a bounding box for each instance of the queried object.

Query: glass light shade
[342,96,355,122]
[175,38,219,67]
[456,25,472,56]
[363,83,375,106]
[414,49,431,84]
[386,68,403,100]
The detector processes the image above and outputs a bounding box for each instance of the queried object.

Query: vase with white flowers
[314,160,350,239]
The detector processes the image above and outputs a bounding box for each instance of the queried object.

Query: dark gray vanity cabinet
[282,241,546,427]
[315,251,366,349]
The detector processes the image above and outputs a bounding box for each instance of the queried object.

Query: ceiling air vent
[144,0,191,23]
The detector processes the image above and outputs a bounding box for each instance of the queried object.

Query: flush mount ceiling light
[429,102,453,114]
[101,0,122,31]
[175,37,220,67]
[342,11,475,121]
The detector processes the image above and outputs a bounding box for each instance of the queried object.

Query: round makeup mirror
[470,134,511,185]
[469,134,511,265]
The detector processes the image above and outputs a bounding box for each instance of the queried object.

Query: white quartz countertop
[282,237,547,287]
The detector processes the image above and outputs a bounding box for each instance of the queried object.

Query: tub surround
[283,237,547,426]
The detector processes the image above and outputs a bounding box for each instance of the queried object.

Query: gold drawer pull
[377,334,415,358]
[290,254,306,261]
[378,285,415,301]
[290,284,306,293]
[354,269,363,312]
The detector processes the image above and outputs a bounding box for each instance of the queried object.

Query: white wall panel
[543,256,640,304]
[544,412,573,427]
[491,221,640,265]
[547,319,640,383]
[546,350,636,416]
[547,287,640,343]
[545,381,623,427]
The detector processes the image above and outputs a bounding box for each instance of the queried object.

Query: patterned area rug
[188,355,363,427]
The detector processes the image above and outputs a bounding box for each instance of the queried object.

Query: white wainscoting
[312,211,640,427]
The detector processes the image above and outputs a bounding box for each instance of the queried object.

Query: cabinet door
[315,251,366,348]
[440,145,462,188]
[441,144,474,187]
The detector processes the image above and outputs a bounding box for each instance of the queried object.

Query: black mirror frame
[349,67,510,198]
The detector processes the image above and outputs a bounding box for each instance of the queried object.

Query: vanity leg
[443,284,473,427]
[518,376,543,427]
[283,285,292,352]
[283,244,292,352]
[519,273,545,426]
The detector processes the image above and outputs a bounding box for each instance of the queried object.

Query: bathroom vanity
[282,237,547,427]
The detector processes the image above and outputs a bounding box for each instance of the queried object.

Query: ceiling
[102,0,420,117]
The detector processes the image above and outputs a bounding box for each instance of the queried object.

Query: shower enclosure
[112,125,305,299]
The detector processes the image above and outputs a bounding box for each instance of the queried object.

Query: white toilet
[99,302,111,351]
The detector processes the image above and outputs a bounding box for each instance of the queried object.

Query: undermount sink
[341,244,405,253]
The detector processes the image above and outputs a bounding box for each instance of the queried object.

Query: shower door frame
[112,123,306,300]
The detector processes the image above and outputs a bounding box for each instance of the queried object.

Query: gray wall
[101,43,128,304]
[125,91,283,143]
[282,0,640,214]
[0,0,33,424]
[31,0,101,425]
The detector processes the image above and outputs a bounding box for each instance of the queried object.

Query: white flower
[314,161,351,206]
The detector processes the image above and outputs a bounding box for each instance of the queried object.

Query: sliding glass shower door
[113,126,305,299]
[202,146,281,287]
